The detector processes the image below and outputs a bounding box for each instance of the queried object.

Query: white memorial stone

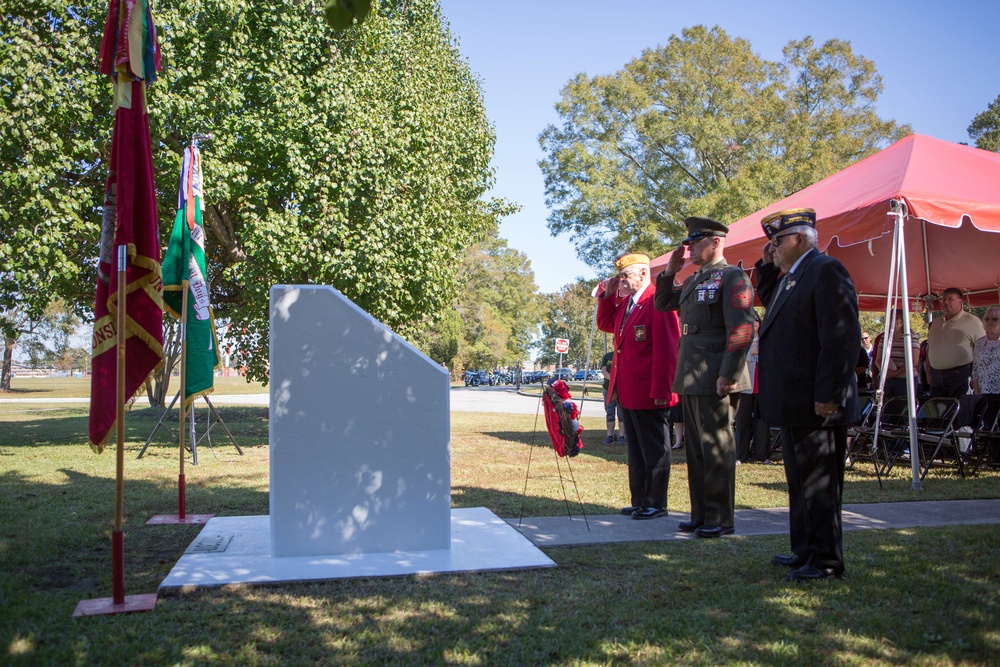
[268,285,450,557]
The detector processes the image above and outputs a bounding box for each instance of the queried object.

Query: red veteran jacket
[596,281,680,411]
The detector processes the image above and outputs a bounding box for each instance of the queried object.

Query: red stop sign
[554,338,569,353]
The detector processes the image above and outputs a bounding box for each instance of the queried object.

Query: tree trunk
[1,336,14,391]
[145,318,181,408]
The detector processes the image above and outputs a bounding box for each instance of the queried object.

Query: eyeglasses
[986,317,1000,322]
[771,233,798,247]
[862,336,870,340]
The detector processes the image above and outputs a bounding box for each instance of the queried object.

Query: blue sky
[438,0,1000,293]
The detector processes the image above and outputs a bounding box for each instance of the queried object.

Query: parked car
[526,370,550,384]
[573,370,587,381]
[552,368,573,381]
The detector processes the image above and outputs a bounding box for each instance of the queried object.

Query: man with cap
[595,252,681,519]
[754,208,860,582]
[655,217,755,538]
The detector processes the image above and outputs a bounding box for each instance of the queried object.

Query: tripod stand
[137,391,243,463]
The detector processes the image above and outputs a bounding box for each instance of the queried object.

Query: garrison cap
[761,208,816,240]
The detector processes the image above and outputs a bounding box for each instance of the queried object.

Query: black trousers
[780,424,847,573]
[734,392,770,462]
[930,364,972,399]
[682,394,736,529]
[620,407,671,510]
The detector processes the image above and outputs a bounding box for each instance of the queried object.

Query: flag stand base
[146,513,214,525]
[72,593,157,617]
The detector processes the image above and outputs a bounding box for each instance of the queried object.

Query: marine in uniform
[595,253,681,519]
[655,217,755,538]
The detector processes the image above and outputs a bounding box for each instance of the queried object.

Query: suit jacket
[596,281,680,411]
[755,250,861,428]
[654,259,755,395]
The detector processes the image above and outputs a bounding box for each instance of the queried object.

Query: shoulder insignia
[727,322,753,352]
[731,281,752,310]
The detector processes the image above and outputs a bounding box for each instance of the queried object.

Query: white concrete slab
[159,508,555,591]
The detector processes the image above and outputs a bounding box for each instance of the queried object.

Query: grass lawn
[6,375,269,399]
[1,390,999,665]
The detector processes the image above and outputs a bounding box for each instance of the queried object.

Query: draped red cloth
[87,79,164,453]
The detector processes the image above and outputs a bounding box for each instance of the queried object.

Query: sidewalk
[508,499,1000,547]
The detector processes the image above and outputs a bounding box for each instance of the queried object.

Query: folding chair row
[969,394,1000,474]
[864,396,964,480]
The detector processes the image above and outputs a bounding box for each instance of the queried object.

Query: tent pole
[921,220,932,299]
[892,203,922,490]
[871,209,904,480]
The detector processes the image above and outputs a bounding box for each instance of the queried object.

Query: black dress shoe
[771,553,807,568]
[631,507,667,520]
[785,565,843,582]
[677,520,703,532]
[694,525,735,538]
[620,506,641,516]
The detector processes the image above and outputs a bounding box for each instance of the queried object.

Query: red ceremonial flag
[88,0,164,453]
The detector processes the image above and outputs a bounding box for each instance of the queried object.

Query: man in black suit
[755,208,860,582]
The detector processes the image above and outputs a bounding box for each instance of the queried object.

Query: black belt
[682,324,725,335]
[934,363,972,375]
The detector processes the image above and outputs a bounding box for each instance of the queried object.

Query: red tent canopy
[651,134,1000,310]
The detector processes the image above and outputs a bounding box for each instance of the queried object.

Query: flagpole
[112,244,127,605]
[178,284,189,519]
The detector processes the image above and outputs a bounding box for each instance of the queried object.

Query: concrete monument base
[159,507,555,592]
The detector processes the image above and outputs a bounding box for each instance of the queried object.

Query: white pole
[892,201,922,490]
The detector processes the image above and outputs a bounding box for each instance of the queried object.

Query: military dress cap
[761,208,816,239]
[682,217,729,245]
[615,252,650,271]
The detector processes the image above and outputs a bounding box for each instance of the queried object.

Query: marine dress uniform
[655,217,755,537]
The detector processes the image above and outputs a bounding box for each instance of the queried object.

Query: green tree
[1,300,81,389]
[1,4,109,360]
[968,93,1000,152]
[537,279,601,369]
[444,235,540,372]
[539,25,910,272]
[2,0,510,385]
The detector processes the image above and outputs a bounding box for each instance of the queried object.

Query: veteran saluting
[595,252,681,520]
[655,217,755,538]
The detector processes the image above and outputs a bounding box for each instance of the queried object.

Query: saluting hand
[663,245,686,275]
[762,241,776,265]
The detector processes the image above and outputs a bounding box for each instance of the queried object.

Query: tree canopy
[536,279,601,369]
[417,233,539,372]
[538,25,911,272]
[968,93,1000,152]
[1,0,511,384]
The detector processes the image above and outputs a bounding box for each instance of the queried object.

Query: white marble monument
[268,285,451,557]
[158,284,555,590]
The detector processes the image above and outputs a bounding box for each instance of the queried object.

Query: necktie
[624,298,635,319]
[770,273,791,309]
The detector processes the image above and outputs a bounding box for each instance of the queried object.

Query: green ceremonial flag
[162,145,219,413]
